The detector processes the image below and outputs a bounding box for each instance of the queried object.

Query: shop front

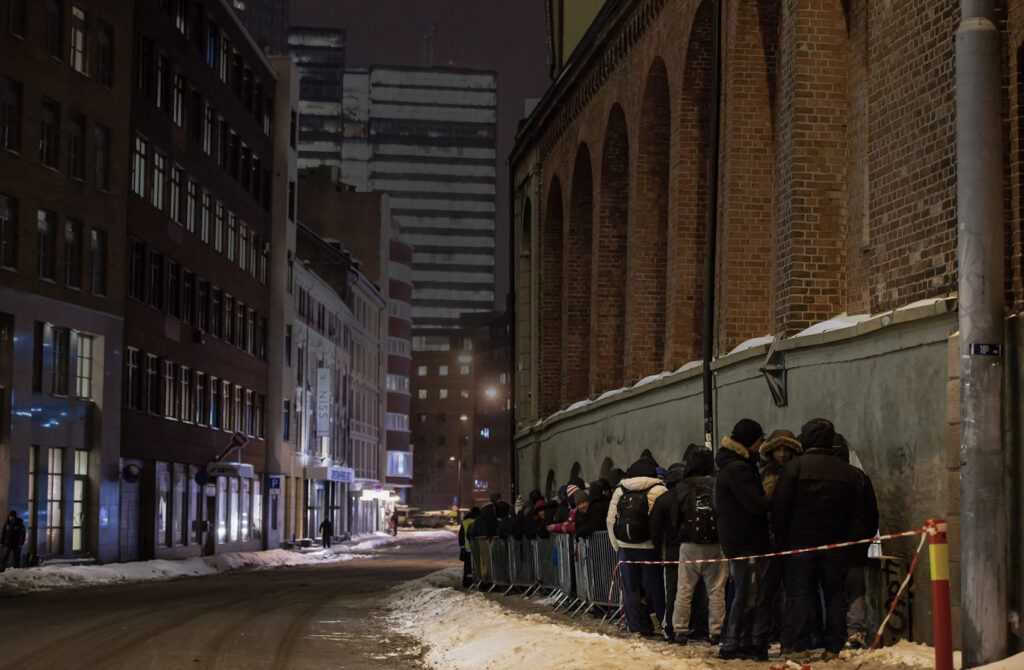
[304,465,355,539]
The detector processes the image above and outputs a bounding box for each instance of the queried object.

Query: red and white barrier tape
[614,526,927,566]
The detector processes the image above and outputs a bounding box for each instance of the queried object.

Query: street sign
[268,475,281,491]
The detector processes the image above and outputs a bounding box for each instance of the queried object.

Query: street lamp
[484,386,498,400]
[456,414,468,506]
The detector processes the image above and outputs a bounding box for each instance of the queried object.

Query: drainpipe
[956,1,1007,666]
[702,0,723,450]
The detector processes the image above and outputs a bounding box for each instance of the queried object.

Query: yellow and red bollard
[926,519,954,670]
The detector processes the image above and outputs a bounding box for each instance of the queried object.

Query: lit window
[439,389,448,400]
[417,365,427,376]
[438,365,448,377]
[70,7,87,74]
[417,389,426,400]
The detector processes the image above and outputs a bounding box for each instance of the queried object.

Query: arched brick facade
[593,105,629,393]
[514,0,1016,424]
[564,144,594,404]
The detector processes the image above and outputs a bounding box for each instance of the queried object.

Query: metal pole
[956,1,1007,665]
[701,0,723,450]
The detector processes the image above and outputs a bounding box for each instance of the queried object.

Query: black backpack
[613,485,654,543]
[679,480,718,544]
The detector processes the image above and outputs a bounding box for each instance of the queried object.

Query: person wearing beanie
[772,419,868,660]
[574,480,612,538]
[832,433,879,650]
[552,484,570,525]
[714,418,770,660]
[669,448,726,647]
[648,462,688,641]
[1,510,26,571]
[606,457,668,638]
[548,489,589,534]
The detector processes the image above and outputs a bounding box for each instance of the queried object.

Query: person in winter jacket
[668,449,728,646]
[649,462,687,641]
[548,489,588,533]
[606,457,668,637]
[470,493,501,538]
[773,419,866,660]
[525,498,550,539]
[833,434,879,649]
[574,481,611,538]
[714,418,770,660]
[758,428,803,653]
[1,511,26,571]
[459,507,480,587]
[318,517,334,548]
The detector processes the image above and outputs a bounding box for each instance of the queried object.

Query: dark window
[1,76,22,152]
[284,325,291,366]
[96,22,113,87]
[64,219,82,288]
[37,209,56,279]
[235,301,245,349]
[52,327,70,396]
[0,192,17,270]
[182,270,195,325]
[151,151,165,210]
[40,98,59,168]
[206,23,217,69]
[174,0,188,35]
[264,95,273,136]
[203,104,214,154]
[196,279,209,331]
[169,165,182,224]
[137,36,153,93]
[44,0,63,60]
[129,239,145,300]
[166,259,180,318]
[125,348,140,410]
[67,112,84,180]
[69,5,86,74]
[289,111,296,148]
[172,73,185,126]
[230,53,242,96]
[228,133,240,179]
[287,180,295,221]
[7,0,26,36]
[148,249,164,309]
[191,4,204,51]
[131,136,147,196]
[242,69,252,112]
[223,294,233,342]
[144,354,160,413]
[156,54,170,112]
[217,120,228,167]
[185,180,197,233]
[90,228,106,295]
[257,316,266,359]
[282,399,290,441]
[93,125,109,190]
[211,287,222,337]
[189,90,203,144]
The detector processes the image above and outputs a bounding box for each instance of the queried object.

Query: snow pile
[793,314,871,338]
[0,529,456,594]
[384,568,950,670]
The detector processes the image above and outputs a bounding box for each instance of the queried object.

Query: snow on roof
[727,334,774,355]
[633,370,672,388]
[792,313,872,338]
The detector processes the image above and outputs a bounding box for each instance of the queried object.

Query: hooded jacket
[605,459,667,552]
[771,441,866,551]
[648,464,688,556]
[759,432,803,501]
[713,436,770,557]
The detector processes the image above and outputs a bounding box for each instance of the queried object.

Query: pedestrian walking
[714,418,771,660]
[669,449,728,646]
[606,457,668,638]
[318,517,334,548]
[773,419,866,661]
[0,511,26,571]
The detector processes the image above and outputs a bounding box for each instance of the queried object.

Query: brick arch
[773,0,850,331]
[563,144,594,406]
[715,0,776,351]
[626,58,670,383]
[667,0,713,367]
[592,104,629,393]
[539,178,564,418]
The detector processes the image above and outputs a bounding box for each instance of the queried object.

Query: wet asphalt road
[0,536,458,670]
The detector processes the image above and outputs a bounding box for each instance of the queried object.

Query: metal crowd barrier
[471,537,493,588]
[508,537,537,592]
[488,537,511,592]
[533,535,560,593]
[578,531,622,618]
[552,533,577,610]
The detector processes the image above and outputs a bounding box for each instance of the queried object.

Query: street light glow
[459,414,469,422]
[484,386,498,399]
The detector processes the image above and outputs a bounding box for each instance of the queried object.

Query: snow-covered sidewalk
[0,528,457,594]
[383,567,990,670]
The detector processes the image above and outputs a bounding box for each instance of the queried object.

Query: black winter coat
[845,468,879,566]
[771,447,867,552]
[713,437,770,557]
[1,518,25,549]
[471,503,498,538]
[574,497,610,538]
[649,473,686,556]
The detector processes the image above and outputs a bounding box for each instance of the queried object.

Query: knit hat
[682,448,714,477]
[761,429,802,459]
[682,443,704,464]
[731,418,764,448]
[625,458,658,479]
[566,484,580,498]
[571,489,588,506]
[798,418,836,451]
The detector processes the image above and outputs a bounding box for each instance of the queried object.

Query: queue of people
[458,416,879,663]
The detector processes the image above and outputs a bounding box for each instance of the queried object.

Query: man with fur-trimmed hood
[714,418,770,661]
[760,429,803,500]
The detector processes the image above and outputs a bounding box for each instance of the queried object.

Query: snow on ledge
[633,370,672,388]
[792,313,872,338]
[727,334,774,355]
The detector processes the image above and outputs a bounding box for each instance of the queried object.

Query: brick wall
[564,145,594,403]
[514,0,1021,424]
